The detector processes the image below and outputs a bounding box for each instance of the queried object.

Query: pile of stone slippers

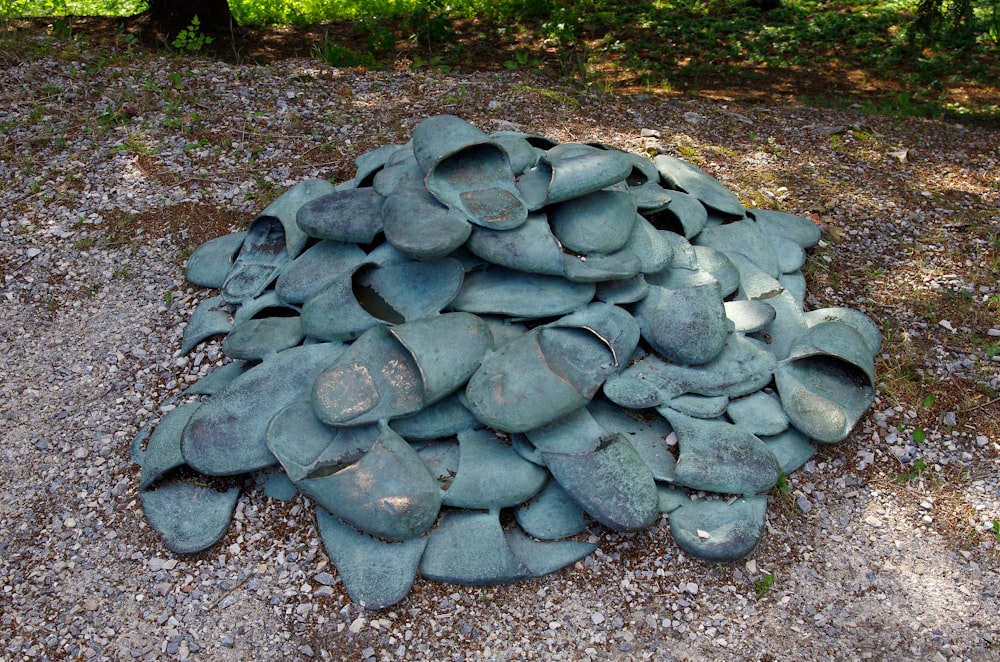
[133,114,880,609]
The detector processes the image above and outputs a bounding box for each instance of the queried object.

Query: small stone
[220,635,234,648]
[349,617,366,634]
[640,128,661,138]
[684,582,699,595]
[865,515,883,528]
[591,612,605,625]
[938,319,956,333]
[299,645,314,657]
[796,496,813,514]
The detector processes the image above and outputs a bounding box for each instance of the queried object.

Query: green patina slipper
[542,433,660,532]
[465,213,564,277]
[274,240,367,305]
[296,187,386,244]
[450,266,596,319]
[644,189,708,239]
[222,179,336,304]
[654,155,745,218]
[413,115,528,230]
[289,423,442,541]
[604,333,775,411]
[664,411,781,496]
[381,185,472,260]
[775,321,876,443]
[181,295,232,354]
[587,398,676,482]
[312,312,493,427]
[466,303,639,432]
[514,479,589,540]
[301,249,465,342]
[549,189,638,255]
[418,509,595,586]
[186,231,246,288]
[669,495,768,562]
[633,271,730,366]
[440,429,548,509]
[748,208,822,249]
[140,403,241,554]
[181,342,348,476]
[315,508,427,610]
[221,316,304,361]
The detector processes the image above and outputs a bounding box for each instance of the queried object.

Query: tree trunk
[146,0,233,32]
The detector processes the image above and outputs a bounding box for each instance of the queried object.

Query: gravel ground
[2,33,999,661]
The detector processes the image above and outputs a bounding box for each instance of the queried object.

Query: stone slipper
[185,231,245,288]
[412,114,528,230]
[663,410,781,496]
[514,479,589,540]
[273,240,367,305]
[603,333,776,413]
[519,142,633,207]
[653,155,745,218]
[295,187,386,244]
[775,321,877,443]
[668,495,768,562]
[465,303,640,432]
[635,269,730,366]
[181,342,348,476]
[312,312,494,427]
[300,246,465,342]
[315,508,427,610]
[221,179,336,304]
[449,265,596,320]
[140,403,241,554]
[540,430,660,532]
[381,185,472,260]
[181,295,232,354]
[270,416,441,541]
[418,509,595,586]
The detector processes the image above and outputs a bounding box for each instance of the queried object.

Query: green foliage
[312,37,380,67]
[898,457,928,482]
[754,572,776,597]
[172,15,214,53]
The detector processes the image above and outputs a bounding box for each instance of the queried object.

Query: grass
[3,0,998,118]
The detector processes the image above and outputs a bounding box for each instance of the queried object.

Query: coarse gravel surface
[2,33,999,661]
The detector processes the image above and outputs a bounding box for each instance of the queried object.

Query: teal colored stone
[633,278,728,366]
[723,300,776,334]
[514,480,589,540]
[668,495,767,562]
[695,219,780,279]
[316,509,427,610]
[666,412,781,496]
[382,185,472,260]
